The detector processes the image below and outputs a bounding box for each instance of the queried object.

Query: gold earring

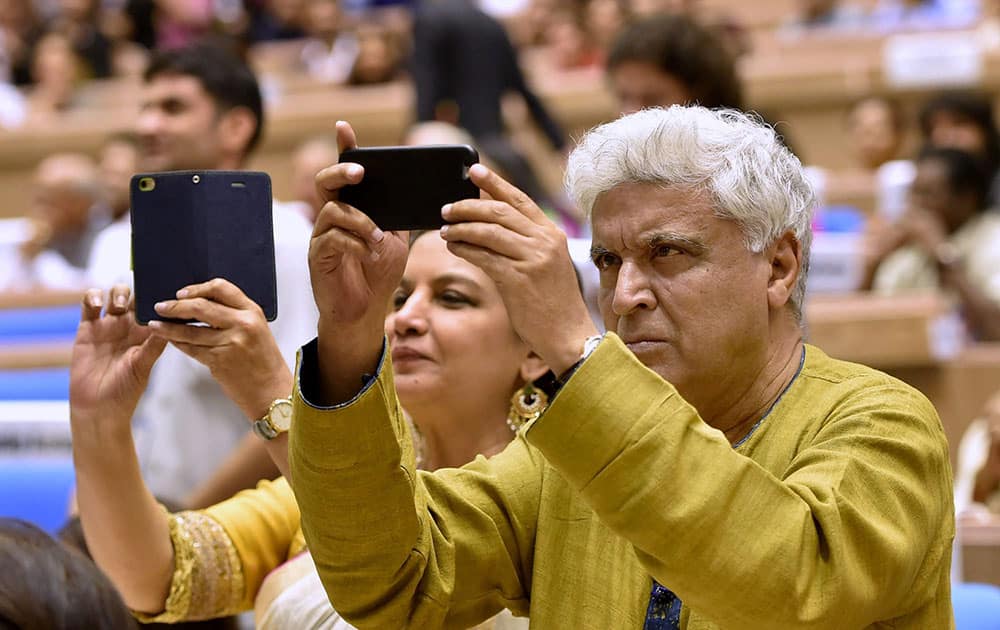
[507,383,549,433]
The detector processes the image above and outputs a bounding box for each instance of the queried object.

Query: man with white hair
[289,107,954,628]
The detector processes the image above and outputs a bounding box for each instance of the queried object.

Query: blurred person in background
[848,96,908,171]
[919,91,1000,206]
[584,0,628,55]
[22,31,82,125]
[0,0,44,85]
[782,0,866,31]
[410,0,567,211]
[605,12,743,114]
[954,390,1000,520]
[543,7,601,70]
[862,146,1000,341]
[47,0,113,78]
[346,21,404,84]
[0,518,137,630]
[0,152,106,291]
[299,0,360,83]
[97,132,140,223]
[246,0,307,43]
[85,41,317,507]
[844,95,915,220]
[287,135,339,224]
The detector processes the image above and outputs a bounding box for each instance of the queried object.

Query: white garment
[85,201,318,502]
[0,246,85,291]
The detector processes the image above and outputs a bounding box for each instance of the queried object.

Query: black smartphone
[338,145,480,230]
[129,170,278,325]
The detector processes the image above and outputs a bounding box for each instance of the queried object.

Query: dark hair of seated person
[0,518,137,630]
[58,507,240,630]
[606,13,743,110]
[917,144,992,213]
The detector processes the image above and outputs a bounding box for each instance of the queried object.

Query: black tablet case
[130,171,278,324]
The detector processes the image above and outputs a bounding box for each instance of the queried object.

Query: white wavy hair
[566,106,816,316]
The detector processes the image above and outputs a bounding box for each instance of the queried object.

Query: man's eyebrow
[647,231,707,255]
[589,244,613,262]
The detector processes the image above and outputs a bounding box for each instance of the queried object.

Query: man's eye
[654,244,676,258]
[593,253,620,271]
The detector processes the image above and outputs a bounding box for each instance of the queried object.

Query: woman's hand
[440,164,598,375]
[70,285,167,435]
[148,278,292,420]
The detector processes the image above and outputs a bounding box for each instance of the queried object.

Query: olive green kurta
[289,335,954,629]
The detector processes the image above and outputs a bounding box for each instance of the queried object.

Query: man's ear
[218,106,257,157]
[519,351,549,384]
[767,231,801,310]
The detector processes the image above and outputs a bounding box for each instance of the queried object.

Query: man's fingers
[176,278,257,311]
[315,161,365,210]
[147,320,229,346]
[467,164,546,223]
[81,289,104,321]
[310,228,373,264]
[443,199,536,238]
[439,221,531,261]
[336,120,358,154]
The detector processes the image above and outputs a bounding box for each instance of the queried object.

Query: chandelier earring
[507,382,549,433]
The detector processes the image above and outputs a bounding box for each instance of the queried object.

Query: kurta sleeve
[288,338,541,629]
[133,477,301,623]
[525,334,954,629]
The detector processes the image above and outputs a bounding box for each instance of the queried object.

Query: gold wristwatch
[252,397,293,440]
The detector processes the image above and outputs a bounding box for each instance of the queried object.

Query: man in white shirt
[86,41,318,505]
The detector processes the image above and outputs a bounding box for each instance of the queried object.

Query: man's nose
[611,261,656,316]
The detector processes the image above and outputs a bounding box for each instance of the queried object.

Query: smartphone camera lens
[192,174,201,184]
[138,177,155,192]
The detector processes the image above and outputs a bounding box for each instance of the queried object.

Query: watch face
[270,400,294,432]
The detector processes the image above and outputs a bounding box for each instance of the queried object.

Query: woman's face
[386,234,530,411]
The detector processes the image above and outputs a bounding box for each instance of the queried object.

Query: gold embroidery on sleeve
[132,511,246,623]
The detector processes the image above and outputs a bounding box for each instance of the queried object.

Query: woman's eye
[439,291,470,306]
[391,292,409,310]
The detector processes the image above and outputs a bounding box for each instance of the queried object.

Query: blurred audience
[869,0,980,31]
[0,152,106,291]
[863,146,1000,341]
[783,0,866,32]
[0,518,137,630]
